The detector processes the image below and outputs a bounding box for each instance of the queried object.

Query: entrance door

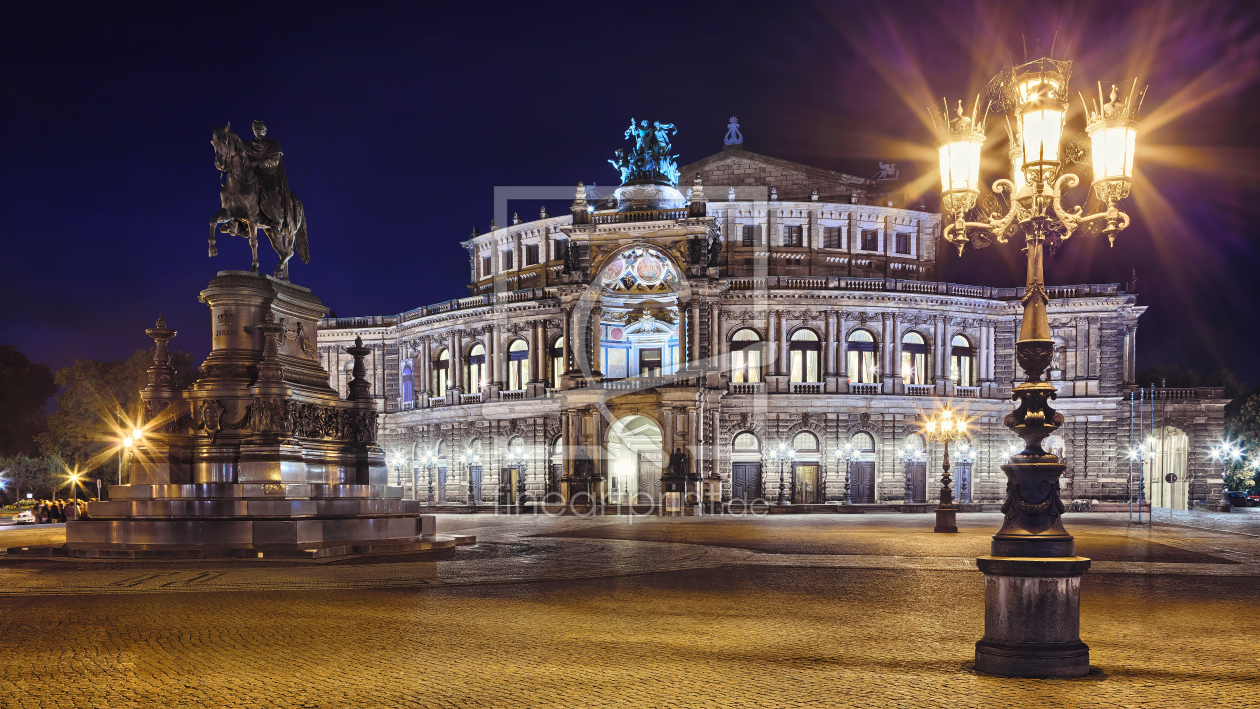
[499,467,520,505]
[851,462,875,503]
[909,462,927,503]
[469,466,483,503]
[437,467,447,504]
[731,462,761,501]
[955,462,972,503]
[793,464,819,504]
[551,463,563,495]
[638,450,663,501]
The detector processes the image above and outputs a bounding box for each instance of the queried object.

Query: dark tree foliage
[0,345,58,456]
[37,348,199,476]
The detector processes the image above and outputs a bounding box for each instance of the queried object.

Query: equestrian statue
[209,120,309,280]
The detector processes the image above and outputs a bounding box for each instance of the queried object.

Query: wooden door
[638,450,663,501]
[793,464,819,504]
[909,462,927,503]
[731,462,761,501]
[851,462,875,503]
[469,466,483,503]
[551,463,563,495]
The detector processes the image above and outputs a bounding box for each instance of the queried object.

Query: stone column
[778,310,788,375]
[837,312,849,379]
[690,299,701,369]
[891,312,902,392]
[766,310,777,376]
[562,307,573,374]
[881,313,893,391]
[589,305,603,378]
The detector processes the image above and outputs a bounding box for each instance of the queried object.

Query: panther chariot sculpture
[209,120,310,281]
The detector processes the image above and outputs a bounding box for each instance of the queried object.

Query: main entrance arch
[605,414,664,504]
[1147,426,1189,510]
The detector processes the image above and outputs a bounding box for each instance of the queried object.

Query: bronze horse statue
[209,123,309,280]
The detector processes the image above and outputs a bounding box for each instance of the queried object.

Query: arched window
[792,431,818,451]
[733,432,760,450]
[550,337,565,389]
[433,349,449,397]
[401,365,414,403]
[901,332,929,386]
[507,339,529,391]
[847,330,879,384]
[851,431,875,452]
[466,343,487,392]
[789,329,821,383]
[951,335,976,386]
[730,328,763,384]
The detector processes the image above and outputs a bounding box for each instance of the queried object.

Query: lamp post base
[934,503,958,533]
[974,556,1091,678]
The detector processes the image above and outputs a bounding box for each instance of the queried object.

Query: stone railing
[1132,387,1227,401]
[955,386,981,399]
[849,382,881,395]
[789,381,822,394]
[905,384,934,396]
[722,277,1123,301]
[386,287,557,324]
[401,400,415,411]
[460,393,483,405]
[590,208,690,225]
[427,397,447,408]
[499,389,526,401]
[729,382,766,395]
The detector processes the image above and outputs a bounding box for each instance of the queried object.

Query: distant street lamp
[505,445,528,506]
[1209,440,1242,512]
[895,442,926,505]
[836,443,857,505]
[765,442,795,505]
[419,448,439,504]
[923,407,968,533]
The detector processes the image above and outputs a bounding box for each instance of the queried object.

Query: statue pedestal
[974,557,1091,678]
[16,271,467,560]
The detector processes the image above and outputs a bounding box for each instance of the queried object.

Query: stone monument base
[974,556,1091,678]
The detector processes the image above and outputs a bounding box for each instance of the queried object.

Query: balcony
[789,381,822,394]
[905,384,934,396]
[721,276,1123,300]
[401,400,415,411]
[500,389,526,401]
[849,382,881,395]
[427,397,447,408]
[729,382,766,395]
[956,386,981,398]
[460,393,483,405]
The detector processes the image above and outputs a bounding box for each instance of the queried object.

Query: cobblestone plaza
[2,512,1257,708]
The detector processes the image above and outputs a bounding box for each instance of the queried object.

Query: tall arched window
[730,328,763,383]
[847,330,879,384]
[507,339,529,391]
[550,336,565,389]
[401,365,414,403]
[951,335,976,386]
[789,329,821,383]
[901,332,929,385]
[433,349,449,397]
[466,343,487,391]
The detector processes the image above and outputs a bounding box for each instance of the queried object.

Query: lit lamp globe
[1014,70,1068,192]
[937,104,986,217]
[1085,83,1140,244]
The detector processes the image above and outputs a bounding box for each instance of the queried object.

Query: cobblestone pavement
[0,513,1257,708]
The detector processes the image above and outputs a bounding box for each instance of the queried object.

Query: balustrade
[905,384,934,396]
[849,382,881,395]
[789,381,823,394]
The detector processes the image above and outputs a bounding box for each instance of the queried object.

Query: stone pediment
[679,147,874,202]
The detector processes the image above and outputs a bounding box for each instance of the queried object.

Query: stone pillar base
[934,504,957,533]
[974,556,1091,678]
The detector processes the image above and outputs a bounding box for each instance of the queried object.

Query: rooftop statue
[609,118,680,186]
[209,120,310,280]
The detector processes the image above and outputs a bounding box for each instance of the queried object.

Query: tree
[0,454,59,502]
[37,348,200,477]
[1226,387,1260,492]
[0,345,57,456]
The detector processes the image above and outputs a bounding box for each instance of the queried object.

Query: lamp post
[895,442,925,506]
[836,443,857,505]
[1209,440,1242,512]
[460,449,482,507]
[505,445,528,506]
[419,448,438,505]
[954,441,977,503]
[935,55,1144,678]
[923,408,967,533]
[387,451,405,491]
[766,442,795,505]
[1127,439,1154,522]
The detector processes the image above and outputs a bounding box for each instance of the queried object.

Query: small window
[733,432,760,450]
[851,431,875,452]
[895,232,911,255]
[782,225,803,247]
[741,224,762,247]
[823,227,841,249]
[640,348,662,377]
[861,229,878,251]
[525,244,539,266]
[503,250,514,270]
[481,256,491,278]
[792,431,818,451]
[554,239,568,262]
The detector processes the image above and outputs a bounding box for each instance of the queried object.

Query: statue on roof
[609,118,680,186]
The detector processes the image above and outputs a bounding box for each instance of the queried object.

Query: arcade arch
[605,414,665,504]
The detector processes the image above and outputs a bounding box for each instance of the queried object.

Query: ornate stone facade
[317,144,1226,509]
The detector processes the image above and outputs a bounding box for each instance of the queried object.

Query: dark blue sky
[3,1,1258,380]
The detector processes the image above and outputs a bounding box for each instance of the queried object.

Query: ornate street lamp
[765,441,795,505]
[505,445,529,506]
[836,443,857,505]
[418,448,439,504]
[1209,440,1242,512]
[936,55,1147,679]
[954,441,977,503]
[923,408,968,533]
[460,449,482,507]
[387,451,405,490]
[895,442,926,506]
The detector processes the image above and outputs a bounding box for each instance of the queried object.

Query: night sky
[3,1,1258,381]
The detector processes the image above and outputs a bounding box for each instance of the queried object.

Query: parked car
[12,510,36,524]
[1226,491,1258,507]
